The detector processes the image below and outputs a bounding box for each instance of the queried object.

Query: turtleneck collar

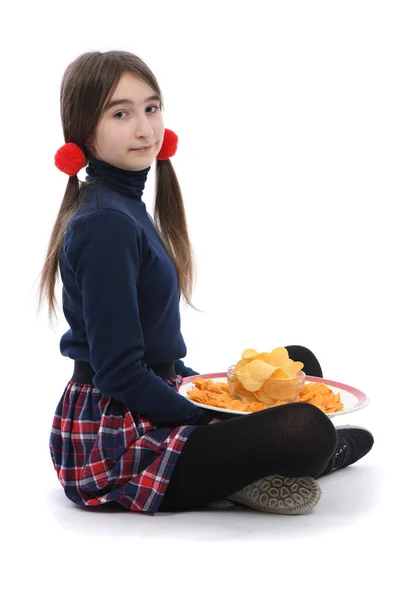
[85,157,151,200]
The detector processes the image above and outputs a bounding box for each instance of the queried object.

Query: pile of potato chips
[186,346,344,414]
[229,347,305,405]
[233,347,304,387]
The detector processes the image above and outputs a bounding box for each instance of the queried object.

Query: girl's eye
[113,106,160,119]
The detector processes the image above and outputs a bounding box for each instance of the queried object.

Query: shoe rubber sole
[227,475,322,515]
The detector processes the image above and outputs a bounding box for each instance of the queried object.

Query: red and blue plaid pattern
[49,375,197,514]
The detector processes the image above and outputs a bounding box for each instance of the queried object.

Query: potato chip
[253,387,276,405]
[234,358,248,372]
[236,369,264,392]
[192,377,207,390]
[289,361,304,376]
[269,367,290,379]
[242,349,259,359]
[262,377,303,401]
[247,359,280,380]
[243,352,271,363]
[267,347,291,367]
[247,401,266,412]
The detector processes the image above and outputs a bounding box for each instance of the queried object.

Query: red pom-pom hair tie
[156,128,178,160]
[54,142,86,176]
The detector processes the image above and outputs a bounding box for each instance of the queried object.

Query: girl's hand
[209,417,223,424]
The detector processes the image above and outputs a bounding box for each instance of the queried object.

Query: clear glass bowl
[226,365,306,406]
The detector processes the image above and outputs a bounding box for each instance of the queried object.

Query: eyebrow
[105,95,160,110]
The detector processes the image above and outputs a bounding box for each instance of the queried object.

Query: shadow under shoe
[227,475,322,515]
[317,425,374,477]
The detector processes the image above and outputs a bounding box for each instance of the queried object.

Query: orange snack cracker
[187,378,265,412]
[296,382,344,413]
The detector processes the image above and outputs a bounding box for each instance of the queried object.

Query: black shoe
[319,425,374,476]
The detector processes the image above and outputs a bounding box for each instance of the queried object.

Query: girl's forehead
[113,72,154,97]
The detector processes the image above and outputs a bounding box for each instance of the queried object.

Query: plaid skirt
[49,374,197,514]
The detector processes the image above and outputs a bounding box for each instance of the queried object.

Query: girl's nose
[134,115,153,137]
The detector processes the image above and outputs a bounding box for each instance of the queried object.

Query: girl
[38,50,374,516]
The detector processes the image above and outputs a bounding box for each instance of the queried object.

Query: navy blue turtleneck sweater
[59,158,213,426]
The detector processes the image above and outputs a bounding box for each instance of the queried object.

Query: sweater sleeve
[68,210,213,426]
[174,359,200,378]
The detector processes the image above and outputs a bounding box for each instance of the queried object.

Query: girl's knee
[285,345,323,377]
[302,404,337,458]
[285,402,337,453]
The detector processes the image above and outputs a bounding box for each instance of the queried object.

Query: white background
[1,0,399,598]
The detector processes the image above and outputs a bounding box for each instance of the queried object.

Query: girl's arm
[69,210,213,426]
[174,359,200,378]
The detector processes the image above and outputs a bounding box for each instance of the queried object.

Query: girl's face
[88,72,164,171]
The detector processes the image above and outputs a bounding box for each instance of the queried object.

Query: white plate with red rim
[180,372,370,418]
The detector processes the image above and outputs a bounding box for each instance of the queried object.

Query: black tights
[159,345,336,512]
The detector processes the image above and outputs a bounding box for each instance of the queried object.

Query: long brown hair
[36,50,197,327]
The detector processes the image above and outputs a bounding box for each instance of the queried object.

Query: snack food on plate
[186,346,344,414]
